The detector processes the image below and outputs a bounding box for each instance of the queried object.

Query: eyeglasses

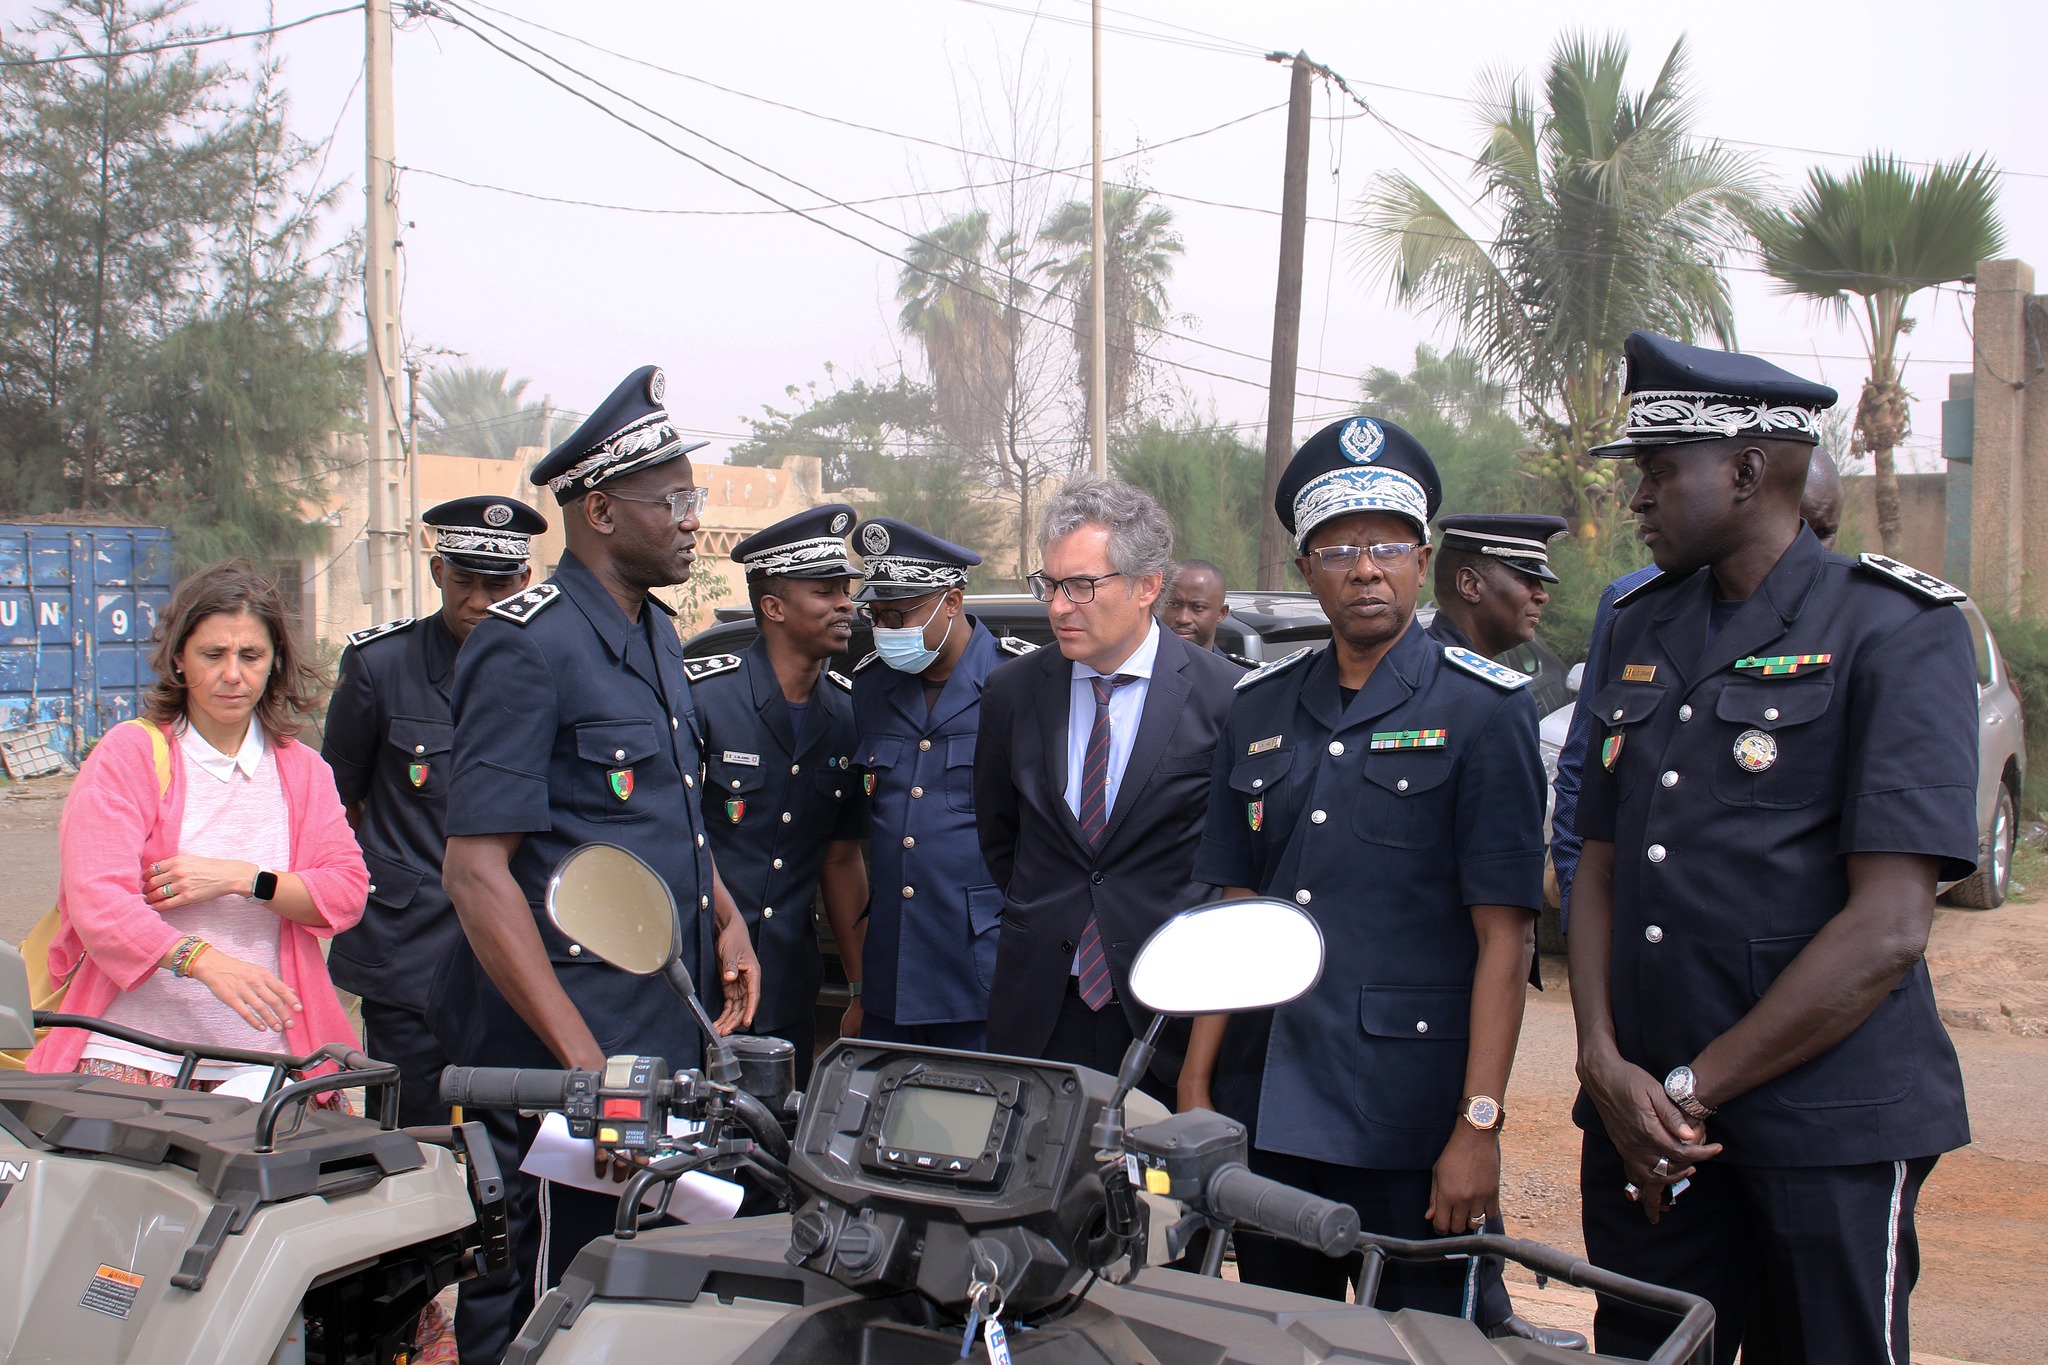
[1305,543,1420,573]
[606,486,709,521]
[1026,571,1124,604]
[856,596,946,630]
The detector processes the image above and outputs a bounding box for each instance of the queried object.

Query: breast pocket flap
[1360,984,1470,1040]
[362,849,424,908]
[1716,677,1835,729]
[947,734,977,768]
[863,737,904,770]
[1590,681,1665,727]
[385,718,453,757]
[1227,749,1294,795]
[1363,750,1452,796]
[574,721,661,766]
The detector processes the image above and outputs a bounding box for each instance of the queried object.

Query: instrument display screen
[880,1085,999,1159]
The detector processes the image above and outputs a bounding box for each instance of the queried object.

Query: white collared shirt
[1062,619,1162,821]
[177,719,267,782]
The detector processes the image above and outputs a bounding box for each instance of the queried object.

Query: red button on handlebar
[602,1098,641,1119]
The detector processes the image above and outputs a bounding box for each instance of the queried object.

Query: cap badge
[1339,417,1385,464]
[1733,729,1777,773]
[831,512,852,535]
[483,502,513,527]
[861,523,891,555]
[408,761,428,789]
[608,768,635,802]
[1601,733,1625,771]
[647,368,666,405]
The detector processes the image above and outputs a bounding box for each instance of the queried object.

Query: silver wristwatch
[1663,1065,1715,1120]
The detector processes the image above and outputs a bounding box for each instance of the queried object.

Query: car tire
[1943,781,2016,910]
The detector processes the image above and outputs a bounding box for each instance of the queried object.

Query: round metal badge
[1339,417,1385,464]
[830,511,852,535]
[861,523,891,555]
[1733,728,1778,773]
[483,502,514,527]
[647,368,667,405]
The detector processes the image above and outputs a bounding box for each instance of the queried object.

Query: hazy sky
[28,0,2048,473]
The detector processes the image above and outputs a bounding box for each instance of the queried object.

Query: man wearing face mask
[847,518,1030,1050]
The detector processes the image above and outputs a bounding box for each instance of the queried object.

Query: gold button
[902,886,915,899]
[911,785,924,798]
[919,739,931,751]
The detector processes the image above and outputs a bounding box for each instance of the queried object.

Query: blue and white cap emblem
[1339,418,1385,464]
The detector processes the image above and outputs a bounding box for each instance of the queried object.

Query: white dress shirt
[1062,619,1162,821]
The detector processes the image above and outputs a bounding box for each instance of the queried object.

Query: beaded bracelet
[169,935,209,979]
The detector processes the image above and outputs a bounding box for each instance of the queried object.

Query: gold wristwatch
[1460,1095,1505,1132]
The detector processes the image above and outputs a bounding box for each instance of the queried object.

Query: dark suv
[684,590,1570,1046]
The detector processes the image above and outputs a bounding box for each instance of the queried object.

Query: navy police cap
[423,494,547,576]
[529,365,708,503]
[851,518,981,601]
[732,504,860,580]
[1437,512,1569,584]
[1590,331,1838,458]
[1276,416,1442,551]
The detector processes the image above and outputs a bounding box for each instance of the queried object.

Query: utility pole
[1088,0,1107,476]
[363,0,407,625]
[1258,51,1315,590]
[405,361,422,616]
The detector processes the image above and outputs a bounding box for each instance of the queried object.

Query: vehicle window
[1500,643,1539,675]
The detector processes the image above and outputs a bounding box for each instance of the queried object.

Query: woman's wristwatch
[251,870,278,902]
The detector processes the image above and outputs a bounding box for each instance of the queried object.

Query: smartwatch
[251,870,279,902]
[1460,1094,1505,1132]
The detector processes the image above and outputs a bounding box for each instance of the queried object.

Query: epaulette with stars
[344,617,415,649]
[1442,645,1532,691]
[1233,647,1313,691]
[1858,553,1966,604]
[683,653,742,682]
[998,636,1037,657]
[486,583,561,625]
[825,670,854,691]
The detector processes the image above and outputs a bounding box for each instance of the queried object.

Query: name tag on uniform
[1370,729,1446,750]
[1622,664,1657,683]
[1248,735,1283,755]
[721,751,760,766]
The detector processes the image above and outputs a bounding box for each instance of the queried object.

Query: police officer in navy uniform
[323,494,547,1128]
[1179,416,1553,1336]
[1425,513,1568,660]
[439,366,762,1364]
[1569,333,1978,1365]
[686,504,868,1087]
[847,518,1026,1051]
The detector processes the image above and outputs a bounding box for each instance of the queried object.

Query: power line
[0,3,360,68]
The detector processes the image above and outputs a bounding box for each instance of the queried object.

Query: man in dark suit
[976,475,1240,1092]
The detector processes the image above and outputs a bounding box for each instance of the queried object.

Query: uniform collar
[178,718,266,782]
[1304,615,1429,732]
[1425,609,1476,653]
[1651,525,1829,687]
[424,612,461,687]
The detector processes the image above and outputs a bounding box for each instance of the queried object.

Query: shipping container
[0,524,174,754]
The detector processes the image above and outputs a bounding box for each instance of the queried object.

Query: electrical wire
[0,3,359,68]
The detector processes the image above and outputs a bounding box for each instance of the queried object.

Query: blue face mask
[874,605,955,674]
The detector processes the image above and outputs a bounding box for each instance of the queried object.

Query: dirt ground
[4,770,2045,1361]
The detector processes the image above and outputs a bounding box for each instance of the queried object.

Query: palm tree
[1752,154,2004,557]
[420,365,545,461]
[1038,186,1184,433]
[1354,33,1761,524]
[895,211,1013,458]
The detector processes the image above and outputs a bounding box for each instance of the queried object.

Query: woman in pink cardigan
[27,559,368,1083]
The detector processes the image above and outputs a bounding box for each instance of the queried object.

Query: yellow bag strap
[118,717,173,798]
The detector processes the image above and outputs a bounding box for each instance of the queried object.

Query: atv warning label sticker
[80,1264,143,1319]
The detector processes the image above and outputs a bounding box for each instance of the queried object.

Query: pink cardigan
[26,718,369,1074]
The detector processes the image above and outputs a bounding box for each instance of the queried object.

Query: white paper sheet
[519,1112,744,1223]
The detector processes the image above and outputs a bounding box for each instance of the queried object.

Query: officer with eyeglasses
[1179,416,1551,1341]
[845,518,1031,1050]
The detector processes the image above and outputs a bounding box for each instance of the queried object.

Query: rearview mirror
[1127,898,1323,1016]
[1566,662,1584,694]
[0,941,32,1051]
[546,843,678,976]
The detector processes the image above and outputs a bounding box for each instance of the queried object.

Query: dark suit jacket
[975,627,1241,1073]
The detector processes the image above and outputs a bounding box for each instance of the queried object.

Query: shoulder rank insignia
[826,669,854,691]
[998,636,1037,657]
[1443,645,1531,691]
[1224,651,1257,669]
[1233,647,1313,691]
[853,650,882,674]
[1858,553,1966,604]
[684,653,742,682]
[345,617,414,649]
[1611,571,1674,609]
[487,583,561,625]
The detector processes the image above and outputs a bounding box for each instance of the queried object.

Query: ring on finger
[1653,1156,1673,1178]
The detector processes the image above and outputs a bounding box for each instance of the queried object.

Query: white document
[519,1111,744,1223]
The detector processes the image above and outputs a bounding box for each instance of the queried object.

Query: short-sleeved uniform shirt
[1196,618,1546,1171]
[1571,528,1978,1165]
[439,551,716,1072]
[322,613,462,1012]
[690,635,862,1034]
[851,620,1008,1027]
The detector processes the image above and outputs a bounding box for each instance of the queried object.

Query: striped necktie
[1075,672,1136,1010]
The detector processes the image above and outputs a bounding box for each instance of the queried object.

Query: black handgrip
[439,1066,571,1112]
[1205,1162,1360,1257]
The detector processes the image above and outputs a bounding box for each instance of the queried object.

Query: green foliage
[1362,344,1533,519]
[420,365,546,461]
[0,1,356,568]
[1110,419,1264,590]
[1537,505,1653,666]
[1355,32,1762,525]
[1038,186,1183,431]
[730,367,944,491]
